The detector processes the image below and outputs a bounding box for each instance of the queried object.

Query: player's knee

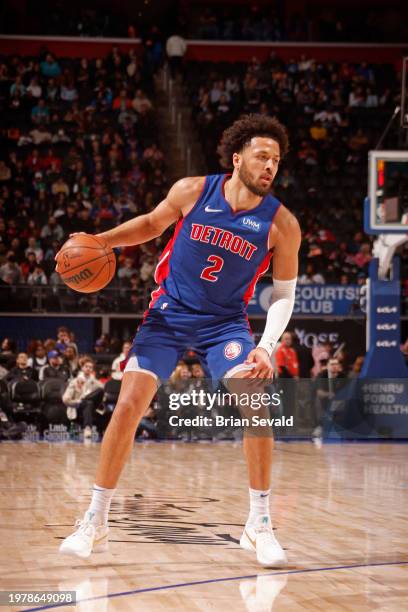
[112,396,146,427]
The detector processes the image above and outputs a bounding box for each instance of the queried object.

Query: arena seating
[0,48,167,312]
[185,57,404,284]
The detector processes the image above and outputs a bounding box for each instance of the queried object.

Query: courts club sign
[249,283,362,316]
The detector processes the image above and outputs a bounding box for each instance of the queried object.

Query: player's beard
[238,162,272,197]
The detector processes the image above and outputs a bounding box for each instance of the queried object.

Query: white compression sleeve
[257,278,297,357]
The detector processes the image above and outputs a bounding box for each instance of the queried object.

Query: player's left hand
[243,348,274,379]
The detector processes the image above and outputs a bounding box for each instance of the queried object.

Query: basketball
[56,234,116,293]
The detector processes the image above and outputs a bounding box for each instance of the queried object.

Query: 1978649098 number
[0,591,76,606]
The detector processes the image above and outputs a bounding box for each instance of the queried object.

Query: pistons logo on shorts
[224,341,242,360]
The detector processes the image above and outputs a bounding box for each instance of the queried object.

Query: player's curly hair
[218,114,289,169]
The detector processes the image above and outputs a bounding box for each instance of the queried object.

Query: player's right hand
[243,348,274,379]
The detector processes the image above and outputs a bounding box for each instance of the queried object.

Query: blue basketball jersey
[151,174,281,316]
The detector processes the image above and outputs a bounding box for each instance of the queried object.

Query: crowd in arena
[0,47,169,311]
[187,4,407,43]
[1,325,382,441]
[1,45,406,304]
[2,1,406,44]
[3,325,407,441]
[187,54,406,285]
[0,326,156,439]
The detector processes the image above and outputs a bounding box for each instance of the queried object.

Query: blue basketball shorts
[126,293,255,382]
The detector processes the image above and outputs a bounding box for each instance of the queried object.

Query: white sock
[247,487,271,526]
[85,484,116,525]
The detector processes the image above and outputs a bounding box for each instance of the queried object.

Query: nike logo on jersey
[205,205,223,213]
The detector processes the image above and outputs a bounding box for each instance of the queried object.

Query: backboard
[365,150,408,234]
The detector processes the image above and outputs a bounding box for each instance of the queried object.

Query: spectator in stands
[55,327,72,352]
[191,362,205,378]
[40,217,64,244]
[0,161,12,183]
[94,338,109,354]
[51,176,70,198]
[291,335,314,378]
[20,251,37,280]
[45,77,59,101]
[139,254,155,282]
[298,263,325,284]
[112,89,132,112]
[62,344,80,378]
[40,54,61,78]
[76,208,94,234]
[60,75,78,103]
[10,75,26,97]
[275,332,299,379]
[313,357,347,439]
[348,86,365,107]
[58,203,77,234]
[62,357,104,437]
[312,339,333,377]
[27,264,47,285]
[5,352,38,382]
[132,90,153,115]
[24,237,43,263]
[169,363,192,390]
[31,99,50,124]
[354,243,372,268]
[27,342,48,373]
[365,87,379,108]
[0,254,23,284]
[40,350,71,381]
[0,338,16,362]
[51,128,71,144]
[118,257,138,280]
[111,341,132,380]
[348,355,365,378]
[43,338,57,354]
[349,128,369,151]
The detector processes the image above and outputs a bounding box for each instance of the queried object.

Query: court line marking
[22,560,408,611]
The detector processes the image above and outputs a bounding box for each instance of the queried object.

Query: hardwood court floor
[0,441,407,611]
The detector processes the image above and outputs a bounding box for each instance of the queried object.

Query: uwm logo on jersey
[190,223,258,261]
[240,217,261,232]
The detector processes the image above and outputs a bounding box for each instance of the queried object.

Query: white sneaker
[83,426,92,439]
[59,515,109,559]
[240,516,287,567]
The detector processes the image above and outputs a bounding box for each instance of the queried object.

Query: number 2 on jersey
[200,255,224,282]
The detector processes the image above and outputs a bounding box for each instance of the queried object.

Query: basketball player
[59,114,300,567]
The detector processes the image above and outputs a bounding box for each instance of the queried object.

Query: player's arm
[258,207,301,354]
[245,207,301,378]
[95,177,205,248]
